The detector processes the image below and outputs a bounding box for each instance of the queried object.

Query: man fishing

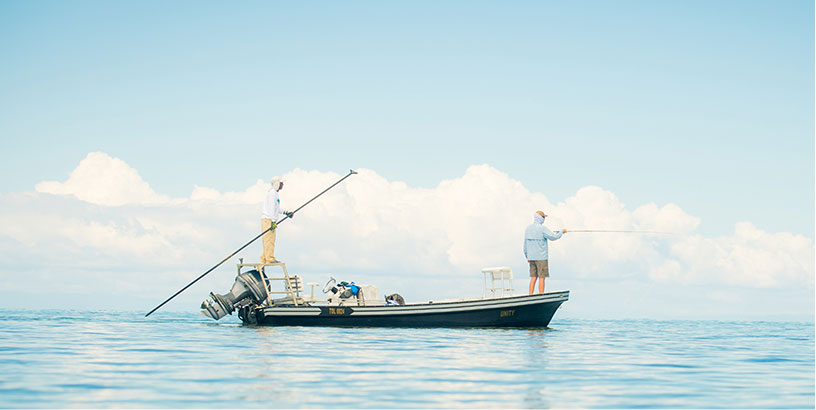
[524,210,567,294]
[261,176,293,264]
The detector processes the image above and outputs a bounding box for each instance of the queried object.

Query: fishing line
[567,229,679,235]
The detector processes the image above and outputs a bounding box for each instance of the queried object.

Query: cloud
[35,152,174,206]
[657,222,815,288]
[2,153,813,306]
[190,179,268,204]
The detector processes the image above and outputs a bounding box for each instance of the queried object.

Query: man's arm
[541,226,563,241]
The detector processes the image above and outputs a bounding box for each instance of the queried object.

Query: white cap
[270,176,282,188]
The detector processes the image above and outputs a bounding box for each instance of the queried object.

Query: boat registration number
[328,307,346,315]
[500,309,515,318]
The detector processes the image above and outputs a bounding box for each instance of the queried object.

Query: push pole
[145,169,358,317]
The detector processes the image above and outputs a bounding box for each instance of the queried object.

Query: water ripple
[0,310,812,408]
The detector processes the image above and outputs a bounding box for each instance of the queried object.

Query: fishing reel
[201,269,268,320]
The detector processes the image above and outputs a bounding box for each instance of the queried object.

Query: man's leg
[528,261,538,295]
[538,260,549,293]
[261,218,277,262]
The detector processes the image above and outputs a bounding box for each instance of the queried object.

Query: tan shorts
[529,260,549,278]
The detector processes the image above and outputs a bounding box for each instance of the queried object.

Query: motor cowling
[201,269,268,320]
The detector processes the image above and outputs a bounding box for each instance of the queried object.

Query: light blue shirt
[524,220,562,261]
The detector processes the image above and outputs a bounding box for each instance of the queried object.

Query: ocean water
[0,310,812,409]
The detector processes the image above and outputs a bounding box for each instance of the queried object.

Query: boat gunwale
[258,290,569,314]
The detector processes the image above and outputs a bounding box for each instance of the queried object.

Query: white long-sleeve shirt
[262,189,283,221]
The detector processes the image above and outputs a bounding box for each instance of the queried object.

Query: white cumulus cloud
[35,152,174,206]
[2,152,813,311]
[657,222,815,288]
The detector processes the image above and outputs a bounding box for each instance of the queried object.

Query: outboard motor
[201,269,268,320]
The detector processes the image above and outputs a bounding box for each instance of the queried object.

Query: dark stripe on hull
[245,292,568,328]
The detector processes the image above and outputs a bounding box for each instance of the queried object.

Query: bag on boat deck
[385,293,405,306]
[339,281,360,296]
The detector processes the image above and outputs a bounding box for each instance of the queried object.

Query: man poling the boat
[261,176,293,264]
[524,210,567,295]
[145,170,358,317]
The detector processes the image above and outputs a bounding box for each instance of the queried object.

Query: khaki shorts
[529,260,549,278]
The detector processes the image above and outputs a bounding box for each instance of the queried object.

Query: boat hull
[240,291,569,327]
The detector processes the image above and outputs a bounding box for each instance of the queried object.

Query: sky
[0,1,813,320]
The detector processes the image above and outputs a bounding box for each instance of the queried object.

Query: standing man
[261,176,293,264]
[524,210,567,294]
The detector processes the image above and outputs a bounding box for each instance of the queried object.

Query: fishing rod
[566,229,678,235]
[145,169,358,317]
